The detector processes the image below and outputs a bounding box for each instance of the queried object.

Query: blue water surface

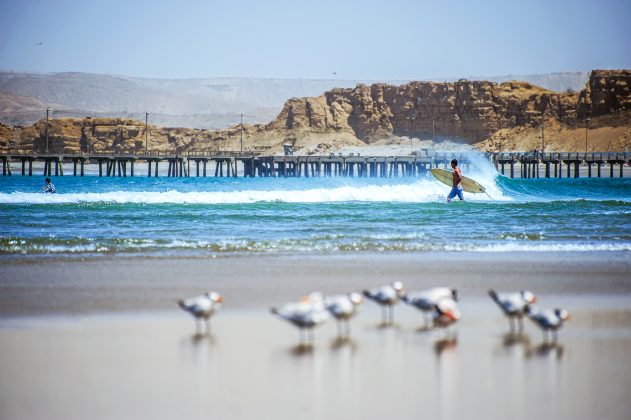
[1,173,630,258]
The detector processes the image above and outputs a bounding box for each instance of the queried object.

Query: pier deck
[1,150,629,178]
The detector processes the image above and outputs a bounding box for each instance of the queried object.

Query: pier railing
[1,150,629,178]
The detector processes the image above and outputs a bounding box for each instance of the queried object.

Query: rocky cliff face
[1,70,629,153]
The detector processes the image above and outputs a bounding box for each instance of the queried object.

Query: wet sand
[1,252,630,420]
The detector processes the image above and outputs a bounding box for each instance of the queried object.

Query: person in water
[447,159,464,202]
[42,177,56,193]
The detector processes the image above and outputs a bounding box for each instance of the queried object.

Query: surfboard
[430,168,486,194]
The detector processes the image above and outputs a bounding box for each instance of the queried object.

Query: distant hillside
[3,70,628,155]
[0,71,590,128]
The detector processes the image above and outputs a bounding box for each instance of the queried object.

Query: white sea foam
[0,178,510,205]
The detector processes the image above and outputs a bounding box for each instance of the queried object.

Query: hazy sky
[0,0,629,80]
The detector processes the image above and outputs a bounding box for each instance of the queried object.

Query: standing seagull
[178,291,223,334]
[363,281,405,325]
[271,292,330,344]
[402,287,458,328]
[431,297,461,332]
[488,289,537,332]
[325,292,363,338]
[525,305,571,342]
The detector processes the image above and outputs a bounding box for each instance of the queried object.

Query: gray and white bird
[363,281,405,325]
[325,292,363,337]
[402,287,459,328]
[525,305,571,342]
[431,297,461,331]
[488,289,537,332]
[271,292,330,344]
[178,291,223,333]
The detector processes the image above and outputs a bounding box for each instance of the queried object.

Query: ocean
[1,158,630,259]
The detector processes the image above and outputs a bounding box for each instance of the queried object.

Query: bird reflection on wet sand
[434,337,457,356]
[289,343,315,357]
[526,342,564,360]
[502,332,530,348]
[330,336,358,353]
[189,332,216,346]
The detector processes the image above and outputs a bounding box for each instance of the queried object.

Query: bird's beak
[446,311,459,321]
[532,297,538,304]
[217,295,224,303]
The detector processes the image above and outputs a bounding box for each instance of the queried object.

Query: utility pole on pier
[240,114,243,153]
[45,108,50,154]
[585,117,590,153]
[432,119,435,149]
[541,111,545,152]
[145,112,149,153]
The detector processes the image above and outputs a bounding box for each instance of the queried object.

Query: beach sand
[1,252,630,420]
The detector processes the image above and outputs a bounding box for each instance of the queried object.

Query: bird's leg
[299,328,305,344]
[389,305,394,325]
[205,319,212,334]
[381,306,387,324]
[518,317,524,332]
[509,317,515,332]
[337,320,342,337]
[308,328,314,343]
[552,330,558,343]
[346,320,351,338]
[423,312,430,328]
[195,319,202,334]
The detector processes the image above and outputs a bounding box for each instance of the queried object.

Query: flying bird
[488,289,537,332]
[325,292,363,337]
[525,305,570,342]
[363,281,405,325]
[177,291,223,334]
[402,287,458,328]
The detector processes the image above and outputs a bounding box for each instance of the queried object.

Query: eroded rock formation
[1,70,629,153]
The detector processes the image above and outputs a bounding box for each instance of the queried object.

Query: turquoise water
[1,162,630,258]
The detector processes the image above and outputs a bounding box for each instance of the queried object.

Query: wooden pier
[492,152,630,179]
[0,150,466,178]
[1,150,629,178]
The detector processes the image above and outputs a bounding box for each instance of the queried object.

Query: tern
[525,305,571,342]
[178,291,223,333]
[488,289,537,332]
[325,292,363,337]
[363,281,405,325]
[402,287,458,328]
[431,297,461,329]
[271,292,330,344]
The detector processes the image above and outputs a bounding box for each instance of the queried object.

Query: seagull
[402,287,459,328]
[488,289,537,332]
[363,281,405,325]
[325,292,363,338]
[271,292,330,344]
[177,291,223,334]
[35,42,43,46]
[431,297,461,331]
[525,305,571,342]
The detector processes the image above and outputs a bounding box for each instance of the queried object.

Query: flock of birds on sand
[178,282,571,344]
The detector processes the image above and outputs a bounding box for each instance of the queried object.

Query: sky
[0,0,629,80]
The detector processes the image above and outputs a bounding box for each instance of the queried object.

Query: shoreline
[1,251,629,317]
[2,251,630,420]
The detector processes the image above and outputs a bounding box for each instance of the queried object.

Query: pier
[1,150,629,178]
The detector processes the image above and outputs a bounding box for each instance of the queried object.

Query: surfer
[41,177,56,194]
[446,159,464,202]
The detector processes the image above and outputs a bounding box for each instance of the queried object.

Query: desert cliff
[1,70,629,154]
